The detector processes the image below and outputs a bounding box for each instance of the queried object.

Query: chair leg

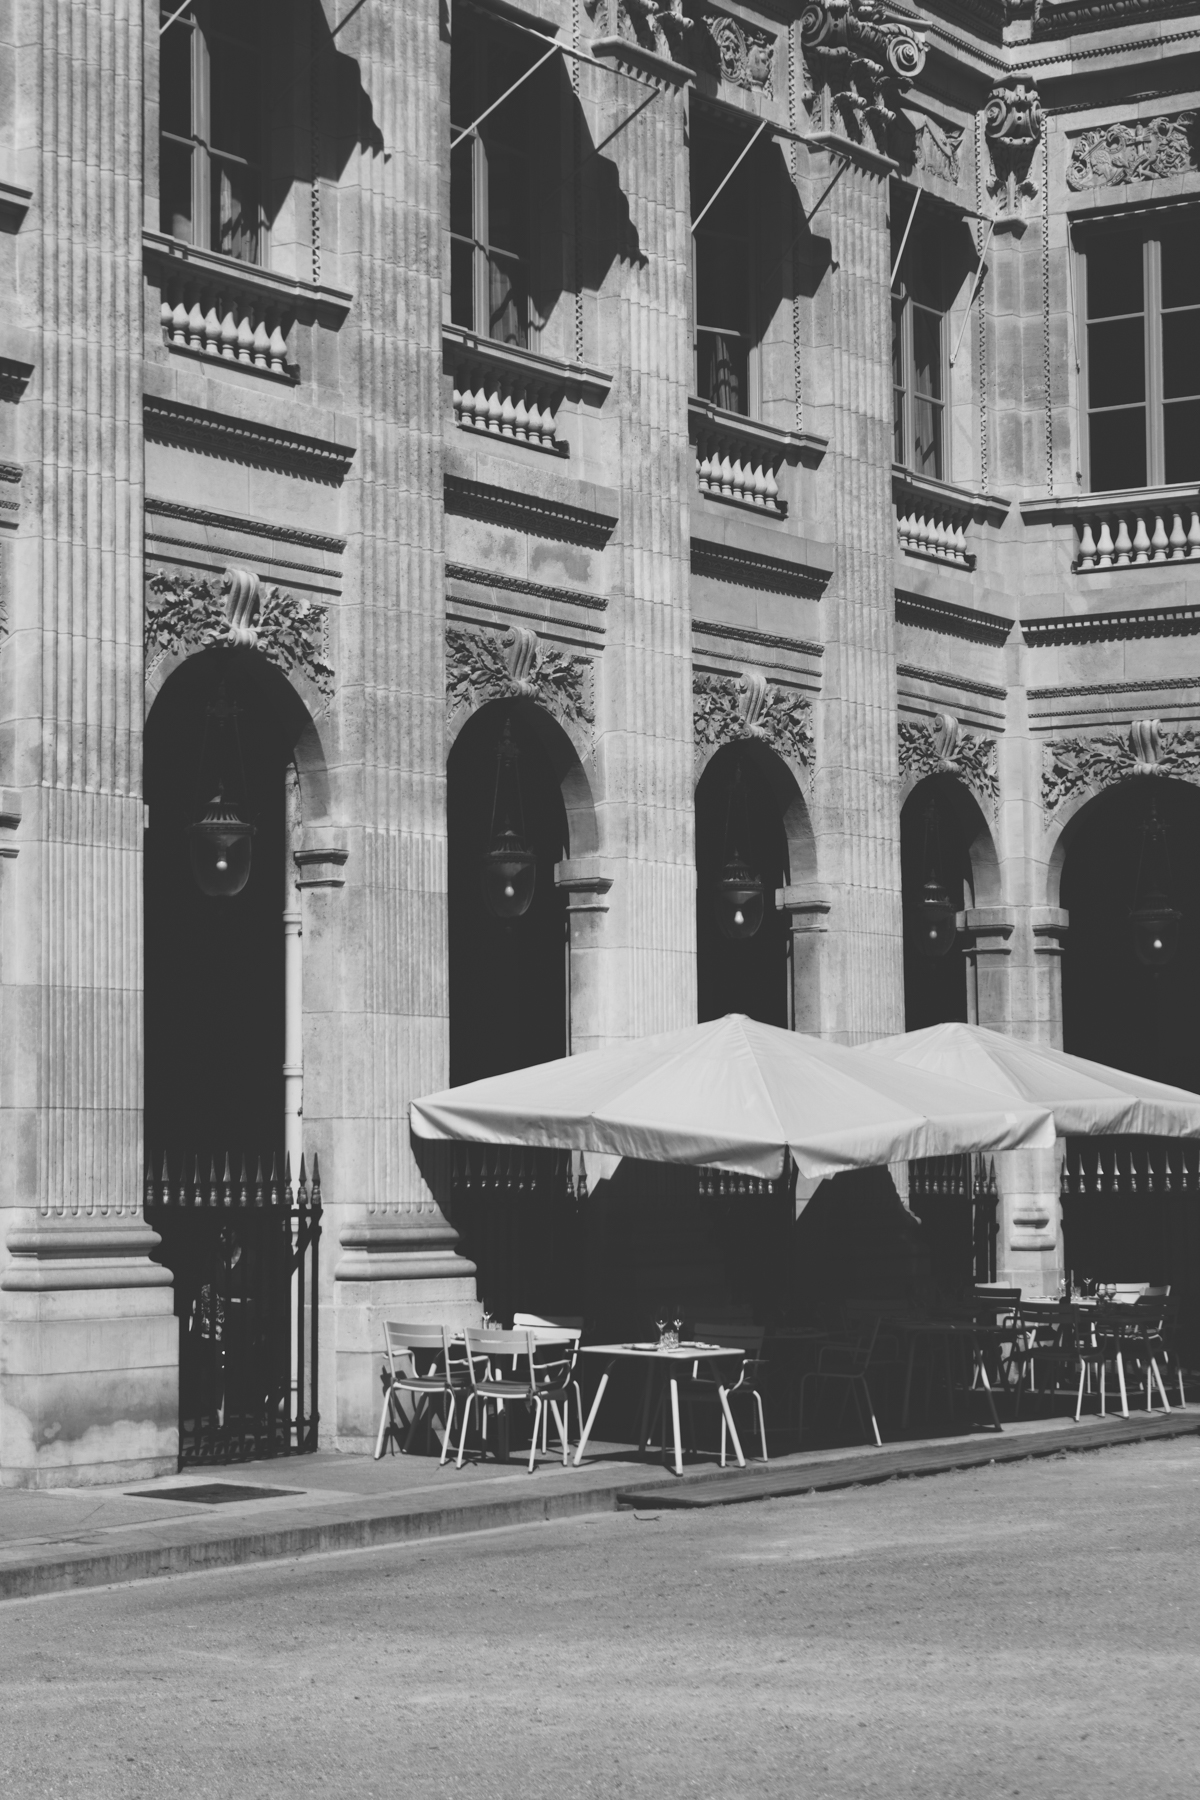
[528,1398,543,1474]
[374,1386,394,1460]
[438,1393,457,1465]
[1075,1358,1087,1422]
[1115,1351,1129,1418]
[1150,1356,1171,1412]
[858,1377,881,1447]
[719,1413,727,1468]
[754,1391,768,1462]
[455,1392,475,1469]
[402,1391,428,1454]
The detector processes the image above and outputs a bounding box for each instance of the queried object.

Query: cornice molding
[143,397,355,485]
[895,589,1013,646]
[1029,675,1200,702]
[144,497,345,554]
[897,662,1007,702]
[1022,605,1200,646]
[690,537,831,599]
[446,562,608,612]
[1031,0,1200,41]
[444,475,618,548]
[693,618,824,659]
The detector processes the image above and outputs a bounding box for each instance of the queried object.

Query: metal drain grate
[128,1483,300,1505]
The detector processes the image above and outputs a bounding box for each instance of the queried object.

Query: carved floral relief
[446,624,594,736]
[694,671,814,776]
[146,567,334,697]
[1042,718,1200,819]
[587,0,775,92]
[899,714,999,816]
[1066,113,1199,191]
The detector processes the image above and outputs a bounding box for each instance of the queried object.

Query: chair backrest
[383,1320,454,1379]
[695,1322,765,1355]
[513,1311,583,1332]
[462,1326,536,1388]
[1110,1284,1148,1304]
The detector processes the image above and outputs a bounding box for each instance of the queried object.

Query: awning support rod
[450,42,561,148]
[949,215,997,368]
[691,119,770,234]
[889,186,921,291]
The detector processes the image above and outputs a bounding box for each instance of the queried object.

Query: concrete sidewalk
[3,1405,1198,1601]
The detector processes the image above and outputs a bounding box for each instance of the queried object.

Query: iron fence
[908,1153,999,1291]
[144,1152,321,1467]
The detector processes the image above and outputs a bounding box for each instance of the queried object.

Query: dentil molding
[899,713,999,817]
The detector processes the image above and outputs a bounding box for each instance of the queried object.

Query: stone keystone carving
[1067,113,1199,192]
[799,1,927,151]
[899,713,999,816]
[984,81,1044,209]
[1042,718,1200,820]
[693,671,814,776]
[446,623,594,734]
[146,567,334,696]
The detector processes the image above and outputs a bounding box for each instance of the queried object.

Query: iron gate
[145,1153,321,1466]
[909,1154,999,1293]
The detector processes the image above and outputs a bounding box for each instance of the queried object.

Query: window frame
[159,1,267,267]
[449,12,542,352]
[1076,207,1200,494]
[891,215,949,483]
[690,107,761,420]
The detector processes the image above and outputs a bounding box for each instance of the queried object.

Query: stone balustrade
[159,271,293,376]
[897,504,972,568]
[443,325,612,457]
[892,468,1010,574]
[1076,501,1200,570]
[689,398,822,518]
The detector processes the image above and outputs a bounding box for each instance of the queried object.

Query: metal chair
[374,1321,468,1464]
[798,1316,883,1448]
[513,1313,585,1449]
[681,1323,768,1465]
[456,1327,543,1472]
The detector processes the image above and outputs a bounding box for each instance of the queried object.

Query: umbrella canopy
[861,1020,1200,1140]
[411,1014,1055,1180]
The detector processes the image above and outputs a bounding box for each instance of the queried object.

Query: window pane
[913,396,942,481]
[451,238,474,331]
[894,390,905,465]
[1162,225,1200,310]
[211,0,257,44]
[160,15,192,136]
[485,145,527,259]
[1165,399,1200,482]
[906,230,942,310]
[892,297,904,461]
[487,253,527,347]
[1086,232,1143,318]
[1090,408,1146,491]
[697,331,748,415]
[211,158,259,262]
[912,304,941,402]
[1162,309,1200,401]
[159,138,193,242]
[1088,317,1145,407]
[210,30,259,164]
[696,235,749,336]
[450,144,472,240]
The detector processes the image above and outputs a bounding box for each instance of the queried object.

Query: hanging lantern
[481,718,536,919]
[914,798,957,959]
[1131,800,1181,969]
[715,766,764,941]
[189,785,255,898]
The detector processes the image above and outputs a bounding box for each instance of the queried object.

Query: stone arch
[902,769,1001,909]
[447,693,599,859]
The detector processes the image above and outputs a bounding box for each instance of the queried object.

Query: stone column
[0,1,177,1486]
[778,882,833,1035]
[314,3,477,1450]
[806,140,905,1043]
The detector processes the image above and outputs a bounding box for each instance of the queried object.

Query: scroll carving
[899,714,999,816]
[984,80,1043,209]
[799,0,927,151]
[1042,718,1200,819]
[446,624,594,734]
[146,567,334,696]
[587,0,775,93]
[694,671,814,775]
[1066,113,1199,192]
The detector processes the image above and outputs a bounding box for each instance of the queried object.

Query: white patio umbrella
[411,1014,1056,1181]
[860,1020,1200,1139]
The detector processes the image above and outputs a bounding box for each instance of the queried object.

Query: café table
[573,1342,749,1476]
[898,1318,1005,1432]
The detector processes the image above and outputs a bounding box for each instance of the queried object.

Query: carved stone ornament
[446,624,594,735]
[694,671,814,776]
[984,81,1044,208]
[587,0,775,92]
[145,566,334,697]
[896,109,964,184]
[899,714,999,816]
[1042,718,1200,819]
[1066,113,1199,192]
[799,1,928,151]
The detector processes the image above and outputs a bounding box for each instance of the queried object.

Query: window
[692,119,758,416]
[160,2,263,264]
[1082,213,1200,492]
[892,219,947,480]
[450,17,542,349]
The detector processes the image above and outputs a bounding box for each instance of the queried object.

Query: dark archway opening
[1060,779,1200,1327]
[901,776,974,1031]
[696,743,789,1026]
[145,649,301,1172]
[446,702,576,1320]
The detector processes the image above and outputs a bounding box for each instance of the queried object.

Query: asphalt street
[2,1437,1198,1800]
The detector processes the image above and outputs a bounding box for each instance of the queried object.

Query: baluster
[1189,512,1200,557]
[267,318,288,375]
[1132,515,1151,564]
[251,315,271,369]
[485,383,503,433]
[1096,518,1115,567]
[1150,514,1169,562]
[160,294,173,342]
[751,462,767,507]
[1078,520,1097,568]
[236,310,255,363]
[953,520,968,566]
[184,295,203,352]
[1169,512,1187,559]
[764,464,779,511]
[219,297,238,359]
[1114,517,1132,566]
[201,293,221,356]
[719,453,734,498]
[512,390,529,442]
[500,388,517,437]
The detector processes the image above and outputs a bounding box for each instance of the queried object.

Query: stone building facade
[2,0,1200,1485]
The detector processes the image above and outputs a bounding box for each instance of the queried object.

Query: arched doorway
[900,774,978,1030]
[695,742,790,1026]
[446,700,578,1320]
[1058,778,1200,1322]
